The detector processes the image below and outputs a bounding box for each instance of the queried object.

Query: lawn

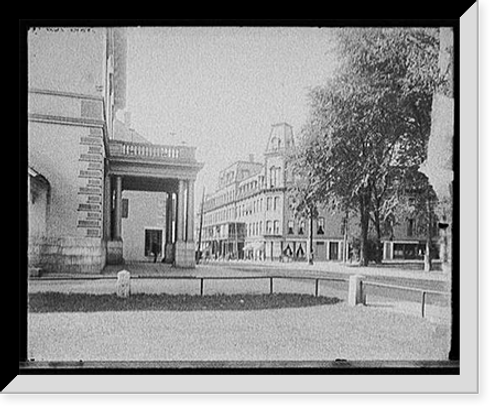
[28,292,342,313]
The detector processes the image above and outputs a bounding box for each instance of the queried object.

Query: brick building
[198,123,440,263]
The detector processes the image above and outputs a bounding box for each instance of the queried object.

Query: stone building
[27,27,202,274]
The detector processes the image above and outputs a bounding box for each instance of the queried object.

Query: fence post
[348,275,365,306]
[421,291,426,317]
[315,279,319,297]
[270,277,274,295]
[200,278,204,296]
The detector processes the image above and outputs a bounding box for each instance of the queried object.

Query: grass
[28,292,342,313]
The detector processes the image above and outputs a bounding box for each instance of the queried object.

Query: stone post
[116,269,131,298]
[348,274,366,306]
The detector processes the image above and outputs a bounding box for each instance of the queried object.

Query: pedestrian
[152,242,159,263]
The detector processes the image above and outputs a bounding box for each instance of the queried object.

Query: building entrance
[329,241,339,261]
[145,228,163,262]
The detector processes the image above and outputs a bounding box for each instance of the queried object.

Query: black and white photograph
[11,10,481,396]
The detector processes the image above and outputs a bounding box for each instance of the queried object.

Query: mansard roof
[265,122,295,153]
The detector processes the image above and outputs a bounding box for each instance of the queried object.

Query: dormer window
[317,217,325,235]
[271,137,279,150]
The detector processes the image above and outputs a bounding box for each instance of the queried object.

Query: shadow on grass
[29,292,343,313]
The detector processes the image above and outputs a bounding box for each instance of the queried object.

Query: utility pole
[308,206,314,265]
[196,186,205,264]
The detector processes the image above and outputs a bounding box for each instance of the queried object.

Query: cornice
[28,112,105,128]
[28,88,103,102]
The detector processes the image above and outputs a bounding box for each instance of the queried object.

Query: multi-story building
[27,27,203,275]
[198,123,440,263]
[199,123,355,262]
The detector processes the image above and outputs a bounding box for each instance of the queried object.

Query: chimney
[124,111,131,128]
[249,153,255,163]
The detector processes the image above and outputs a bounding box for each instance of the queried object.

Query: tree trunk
[359,193,370,267]
[308,209,314,265]
[373,210,383,264]
[424,194,433,272]
[343,210,349,263]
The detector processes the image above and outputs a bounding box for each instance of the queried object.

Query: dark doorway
[145,229,163,261]
[329,241,339,261]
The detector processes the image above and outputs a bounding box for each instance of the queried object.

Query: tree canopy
[296,27,441,265]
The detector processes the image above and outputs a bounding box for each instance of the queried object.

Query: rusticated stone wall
[28,236,106,275]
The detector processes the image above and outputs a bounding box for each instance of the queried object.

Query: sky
[122,26,339,207]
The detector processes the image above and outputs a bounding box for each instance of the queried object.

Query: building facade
[27,27,203,274]
[199,123,440,263]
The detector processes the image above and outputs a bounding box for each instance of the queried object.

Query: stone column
[176,180,186,242]
[174,179,195,268]
[163,191,174,263]
[165,192,172,244]
[106,175,123,265]
[187,180,195,242]
[114,175,122,241]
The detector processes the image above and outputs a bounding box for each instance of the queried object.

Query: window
[340,217,347,236]
[317,217,325,235]
[274,196,279,211]
[266,220,272,234]
[267,197,272,211]
[269,166,279,188]
[407,218,414,237]
[271,137,279,150]
[122,198,129,219]
[288,220,294,235]
[298,220,305,235]
[273,220,280,235]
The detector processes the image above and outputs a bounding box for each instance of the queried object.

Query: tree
[297,27,441,266]
[287,146,323,264]
[402,167,439,272]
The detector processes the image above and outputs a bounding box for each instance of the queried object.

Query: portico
[105,139,203,268]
